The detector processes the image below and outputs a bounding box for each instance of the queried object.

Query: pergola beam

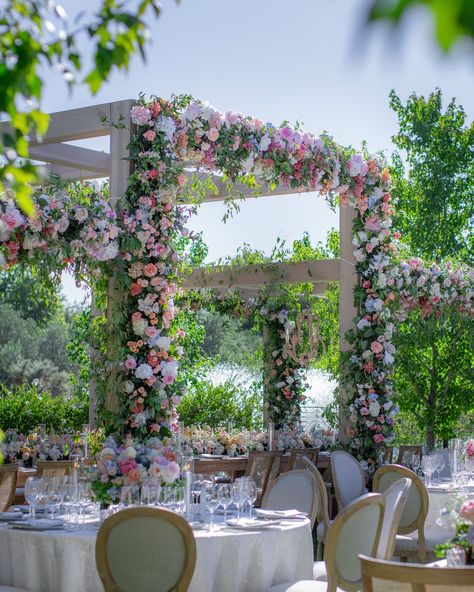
[181,171,312,204]
[182,259,339,291]
[33,164,107,183]
[29,144,111,175]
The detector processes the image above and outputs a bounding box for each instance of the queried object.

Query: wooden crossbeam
[29,144,111,175]
[181,171,313,204]
[182,259,340,291]
[33,164,107,183]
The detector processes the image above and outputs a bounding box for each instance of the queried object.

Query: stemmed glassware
[410,454,420,475]
[217,484,233,522]
[205,484,220,531]
[231,481,248,520]
[435,452,446,483]
[44,477,66,520]
[25,477,43,524]
[246,479,257,517]
[421,455,437,487]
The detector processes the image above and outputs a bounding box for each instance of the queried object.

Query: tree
[367,0,474,53]
[390,89,474,447]
[0,266,62,326]
[0,0,165,214]
[390,89,474,264]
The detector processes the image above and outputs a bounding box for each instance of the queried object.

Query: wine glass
[25,477,44,524]
[435,452,446,483]
[421,455,436,488]
[231,481,247,520]
[44,477,65,519]
[141,479,161,506]
[410,454,420,475]
[205,484,220,531]
[217,484,233,522]
[246,479,257,517]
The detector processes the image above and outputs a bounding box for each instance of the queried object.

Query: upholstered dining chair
[372,464,430,562]
[302,457,332,560]
[310,477,411,584]
[261,493,386,592]
[261,469,318,527]
[36,460,76,478]
[286,448,320,471]
[330,450,366,511]
[96,507,196,592]
[396,446,422,467]
[359,555,474,592]
[382,447,394,464]
[244,451,282,504]
[0,464,18,511]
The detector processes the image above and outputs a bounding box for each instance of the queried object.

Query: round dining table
[0,514,313,592]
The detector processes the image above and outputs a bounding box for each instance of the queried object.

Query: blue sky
[44,0,473,303]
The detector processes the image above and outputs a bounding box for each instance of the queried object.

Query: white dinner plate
[0,512,24,521]
[255,509,307,520]
[8,519,65,531]
[12,506,46,514]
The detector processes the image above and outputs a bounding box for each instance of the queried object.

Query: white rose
[369,401,381,417]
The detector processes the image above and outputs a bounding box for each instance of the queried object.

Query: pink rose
[371,341,384,354]
[143,263,158,277]
[366,243,374,253]
[207,128,219,142]
[119,458,137,475]
[124,355,137,370]
[145,326,159,338]
[373,434,385,444]
[127,468,141,482]
[460,500,474,522]
[143,130,156,142]
[132,312,142,323]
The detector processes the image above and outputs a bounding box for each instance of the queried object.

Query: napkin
[255,509,307,519]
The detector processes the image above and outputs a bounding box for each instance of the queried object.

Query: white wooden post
[338,204,358,442]
[101,100,135,416]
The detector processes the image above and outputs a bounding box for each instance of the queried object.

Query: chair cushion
[312,561,327,581]
[262,581,343,592]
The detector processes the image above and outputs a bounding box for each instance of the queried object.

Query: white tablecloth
[425,483,474,542]
[0,516,313,592]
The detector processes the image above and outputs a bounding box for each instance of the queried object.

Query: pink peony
[370,341,384,354]
[347,154,368,177]
[207,128,219,142]
[119,458,137,475]
[460,500,474,522]
[124,355,137,370]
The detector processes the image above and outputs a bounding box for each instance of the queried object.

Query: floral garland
[260,307,309,427]
[0,183,119,271]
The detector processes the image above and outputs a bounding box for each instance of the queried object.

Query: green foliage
[0,266,62,326]
[177,377,263,430]
[390,89,474,447]
[390,89,474,264]
[367,0,474,52]
[0,0,166,212]
[0,384,88,433]
[394,308,474,447]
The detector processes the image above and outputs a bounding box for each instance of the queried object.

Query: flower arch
[1,95,472,466]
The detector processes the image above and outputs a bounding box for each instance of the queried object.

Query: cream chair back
[36,460,76,478]
[286,447,320,471]
[360,555,474,592]
[96,507,196,592]
[262,469,318,527]
[302,456,330,532]
[0,464,18,511]
[376,477,411,560]
[373,464,428,562]
[324,493,385,592]
[330,450,366,510]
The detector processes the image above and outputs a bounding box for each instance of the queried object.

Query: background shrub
[0,384,88,433]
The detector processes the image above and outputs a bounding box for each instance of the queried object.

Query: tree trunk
[426,343,438,450]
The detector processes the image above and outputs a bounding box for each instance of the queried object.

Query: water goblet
[246,479,258,517]
[421,455,436,488]
[435,452,446,483]
[231,481,247,520]
[25,477,43,524]
[410,454,420,475]
[217,484,233,522]
[141,479,161,506]
[205,484,220,531]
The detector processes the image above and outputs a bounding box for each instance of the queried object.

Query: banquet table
[0,515,313,592]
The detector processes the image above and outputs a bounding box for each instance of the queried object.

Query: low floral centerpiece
[2,428,83,466]
[91,435,180,506]
[435,498,474,565]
